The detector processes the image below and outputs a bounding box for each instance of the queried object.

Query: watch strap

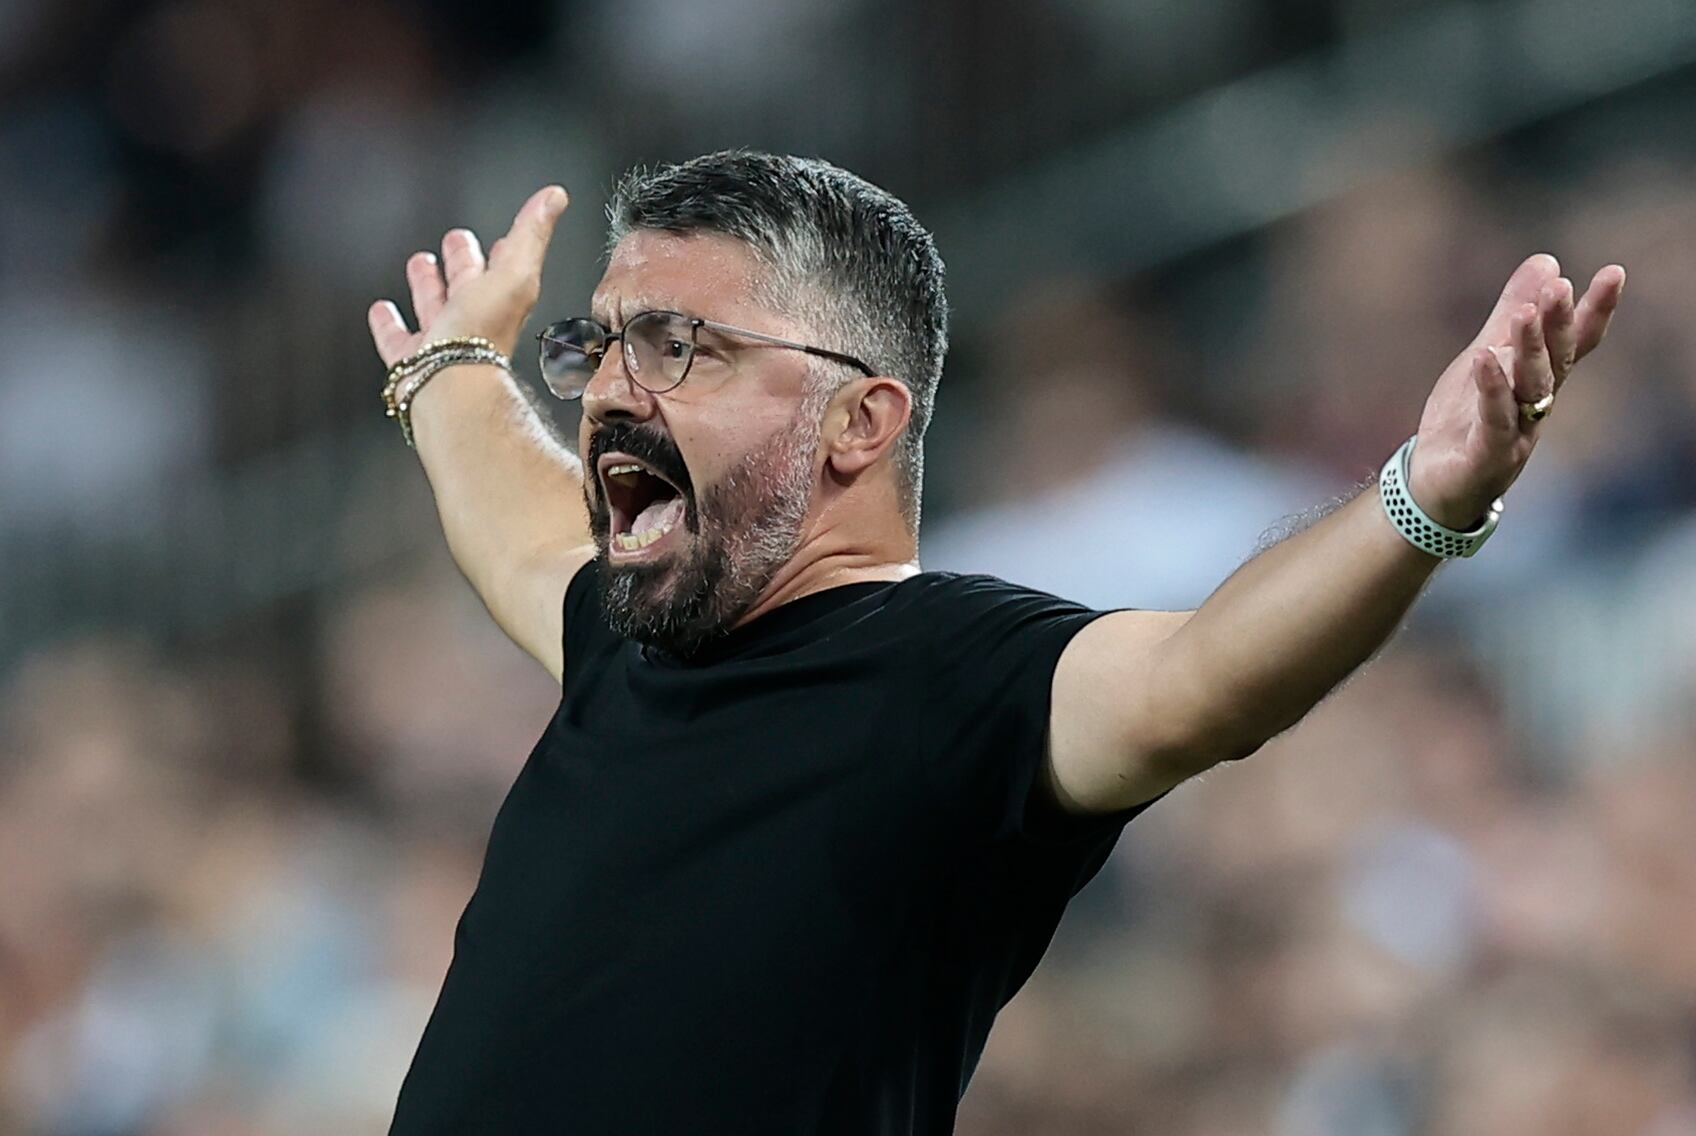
[1378,435,1502,559]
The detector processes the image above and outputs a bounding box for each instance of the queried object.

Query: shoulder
[890,571,1098,639]
[888,570,1093,621]
[886,571,1105,686]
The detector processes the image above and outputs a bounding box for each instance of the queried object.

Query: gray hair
[604,149,949,531]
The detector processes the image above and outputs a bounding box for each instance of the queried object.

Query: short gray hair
[604,149,949,531]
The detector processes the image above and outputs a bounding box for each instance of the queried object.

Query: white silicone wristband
[1378,436,1502,559]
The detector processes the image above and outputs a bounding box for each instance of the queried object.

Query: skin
[369,185,1626,818]
[578,227,921,631]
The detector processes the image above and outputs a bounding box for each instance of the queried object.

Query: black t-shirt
[389,562,1153,1135]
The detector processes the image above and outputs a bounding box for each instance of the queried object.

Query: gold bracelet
[381,340,509,415]
[381,337,504,413]
[393,348,508,407]
[384,347,512,448]
[385,336,500,384]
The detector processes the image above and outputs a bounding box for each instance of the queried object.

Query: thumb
[492,185,569,271]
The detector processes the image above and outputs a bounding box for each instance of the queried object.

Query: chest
[459,655,937,1004]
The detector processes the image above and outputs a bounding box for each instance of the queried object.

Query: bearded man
[366,150,1623,1134]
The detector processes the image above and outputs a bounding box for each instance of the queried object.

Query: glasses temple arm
[803,346,878,376]
[694,318,876,376]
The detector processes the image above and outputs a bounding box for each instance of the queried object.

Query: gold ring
[1519,392,1554,423]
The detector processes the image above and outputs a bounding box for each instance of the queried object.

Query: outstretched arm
[367,186,594,683]
[1045,254,1627,814]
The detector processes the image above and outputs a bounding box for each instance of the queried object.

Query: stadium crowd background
[4,0,1696,1132]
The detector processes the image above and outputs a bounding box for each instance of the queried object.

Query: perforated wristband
[1378,435,1502,559]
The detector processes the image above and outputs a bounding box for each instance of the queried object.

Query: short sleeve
[913,574,1156,858]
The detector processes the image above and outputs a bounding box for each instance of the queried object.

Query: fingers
[406,250,446,329]
[367,299,414,366]
[1479,253,1561,346]
[374,187,567,370]
[1471,258,1623,418]
[1499,252,1561,307]
[1539,276,1577,387]
[1472,345,1519,435]
[442,228,486,289]
[1573,264,1626,361]
[1497,302,1552,408]
[490,185,569,273]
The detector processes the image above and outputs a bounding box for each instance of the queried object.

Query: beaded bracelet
[381,339,513,448]
[380,336,503,416]
[383,337,495,399]
[386,336,500,381]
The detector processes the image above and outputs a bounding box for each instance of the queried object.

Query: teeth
[606,463,643,479]
[617,501,681,552]
[614,526,670,551]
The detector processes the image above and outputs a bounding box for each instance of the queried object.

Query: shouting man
[366,150,1623,1134]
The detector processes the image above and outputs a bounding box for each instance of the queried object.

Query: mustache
[586,421,695,499]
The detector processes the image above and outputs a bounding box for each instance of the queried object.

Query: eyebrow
[590,297,673,328]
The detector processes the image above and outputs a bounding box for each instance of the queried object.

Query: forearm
[1070,256,1624,801]
[409,361,589,598]
[1154,485,1440,763]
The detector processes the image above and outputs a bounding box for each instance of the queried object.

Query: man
[366,150,1623,1133]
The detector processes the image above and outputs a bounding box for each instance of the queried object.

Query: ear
[822,377,912,479]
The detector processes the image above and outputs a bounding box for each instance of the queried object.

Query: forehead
[591,230,770,325]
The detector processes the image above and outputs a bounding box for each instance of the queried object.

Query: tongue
[632,495,683,536]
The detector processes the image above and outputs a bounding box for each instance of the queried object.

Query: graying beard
[598,409,817,656]
[714,431,812,598]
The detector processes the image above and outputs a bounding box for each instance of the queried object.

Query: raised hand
[1406,253,1626,529]
[367,185,570,369]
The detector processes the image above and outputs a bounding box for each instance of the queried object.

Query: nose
[580,340,659,426]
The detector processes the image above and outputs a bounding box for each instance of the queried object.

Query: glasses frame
[535,309,877,400]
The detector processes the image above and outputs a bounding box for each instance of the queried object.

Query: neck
[731,527,919,629]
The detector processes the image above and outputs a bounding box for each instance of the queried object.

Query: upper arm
[1045,609,1203,814]
[485,539,597,684]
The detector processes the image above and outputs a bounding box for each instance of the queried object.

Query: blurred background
[4,0,1696,1131]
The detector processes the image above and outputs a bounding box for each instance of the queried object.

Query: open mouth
[597,452,687,554]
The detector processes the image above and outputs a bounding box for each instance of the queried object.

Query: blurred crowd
[5,0,1696,1132]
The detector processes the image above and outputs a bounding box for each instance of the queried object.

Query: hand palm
[368,186,570,369]
[1408,254,1625,528]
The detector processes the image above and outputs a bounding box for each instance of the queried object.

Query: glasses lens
[624,311,696,392]
[537,318,606,399]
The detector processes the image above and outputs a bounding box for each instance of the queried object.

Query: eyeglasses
[535,309,877,400]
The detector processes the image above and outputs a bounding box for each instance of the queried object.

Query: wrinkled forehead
[591,229,775,328]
